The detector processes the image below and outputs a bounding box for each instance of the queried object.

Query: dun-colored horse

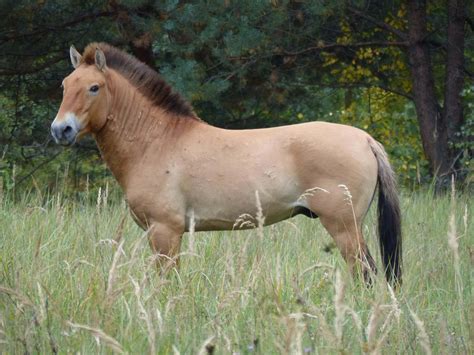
[51,43,402,284]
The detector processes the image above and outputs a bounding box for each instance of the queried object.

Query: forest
[0,0,472,194]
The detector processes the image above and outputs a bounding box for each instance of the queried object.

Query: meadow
[0,187,472,354]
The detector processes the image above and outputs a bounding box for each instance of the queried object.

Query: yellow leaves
[336,35,351,45]
[340,87,424,184]
[322,52,338,67]
[397,5,406,18]
[336,63,373,84]
[356,47,374,60]
[383,4,407,31]
[326,5,421,184]
[339,19,351,33]
[337,19,353,45]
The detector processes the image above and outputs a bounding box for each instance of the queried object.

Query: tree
[0,0,472,191]
[406,0,467,185]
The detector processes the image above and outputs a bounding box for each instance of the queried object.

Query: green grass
[0,189,472,354]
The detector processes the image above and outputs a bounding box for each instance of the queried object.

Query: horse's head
[51,46,109,146]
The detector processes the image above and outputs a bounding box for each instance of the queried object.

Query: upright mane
[80,42,198,119]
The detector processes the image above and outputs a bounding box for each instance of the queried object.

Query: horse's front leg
[147,221,184,273]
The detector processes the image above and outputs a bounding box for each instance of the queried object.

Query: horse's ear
[70,45,82,69]
[95,48,107,72]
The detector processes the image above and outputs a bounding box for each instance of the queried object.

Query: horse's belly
[191,207,296,232]
[189,191,300,232]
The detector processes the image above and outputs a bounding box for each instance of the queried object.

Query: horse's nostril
[64,125,73,134]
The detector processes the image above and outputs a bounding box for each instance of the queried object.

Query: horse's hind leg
[319,215,377,283]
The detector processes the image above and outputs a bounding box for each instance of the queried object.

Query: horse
[51,43,402,285]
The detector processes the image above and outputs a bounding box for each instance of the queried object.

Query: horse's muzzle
[51,114,80,146]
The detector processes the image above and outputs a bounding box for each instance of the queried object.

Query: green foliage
[456,85,474,176]
[337,89,429,185]
[0,0,472,191]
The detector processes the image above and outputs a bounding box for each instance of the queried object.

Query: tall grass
[0,189,472,353]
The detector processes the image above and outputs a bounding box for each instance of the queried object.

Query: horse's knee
[147,223,184,270]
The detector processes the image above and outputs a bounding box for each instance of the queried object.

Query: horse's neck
[94,71,201,189]
[94,74,165,188]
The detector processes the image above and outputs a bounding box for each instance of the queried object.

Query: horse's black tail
[369,139,402,285]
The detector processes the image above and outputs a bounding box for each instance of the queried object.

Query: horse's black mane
[81,42,198,119]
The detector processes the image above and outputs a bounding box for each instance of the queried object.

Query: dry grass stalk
[303,307,338,346]
[365,304,396,354]
[463,203,468,236]
[439,318,449,355]
[197,335,215,355]
[172,345,181,355]
[130,276,156,355]
[96,186,102,210]
[280,271,339,349]
[366,283,402,353]
[105,239,125,305]
[85,174,89,197]
[36,282,46,324]
[284,313,306,354]
[447,176,468,344]
[0,286,34,308]
[255,190,265,240]
[128,228,150,263]
[67,321,124,353]
[299,263,334,279]
[231,191,266,232]
[233,213,256,229]
[372,315,396,354]
[338,184,360,239]
[34,232,43,260]
[231,218,254,283]
[113,212,127,245]
[104,182,109,208]
[188,210,195,254]
[155,308,164,335]
[366,302,383,353]
[387,283,402,323]
[408,308,432,355]
[448,176,460,267]
[296,186,330,204]
[11,163,16,195]
[55,191,62,211]
[334,270,346,347]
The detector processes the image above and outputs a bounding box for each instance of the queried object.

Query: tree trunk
[407,0,451,178]
[443,0,465,168]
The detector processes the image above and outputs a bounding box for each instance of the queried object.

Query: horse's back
[174,121,379,230]
[244,121,378,188]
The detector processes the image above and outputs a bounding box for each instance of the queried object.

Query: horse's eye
[89,85,99,93]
